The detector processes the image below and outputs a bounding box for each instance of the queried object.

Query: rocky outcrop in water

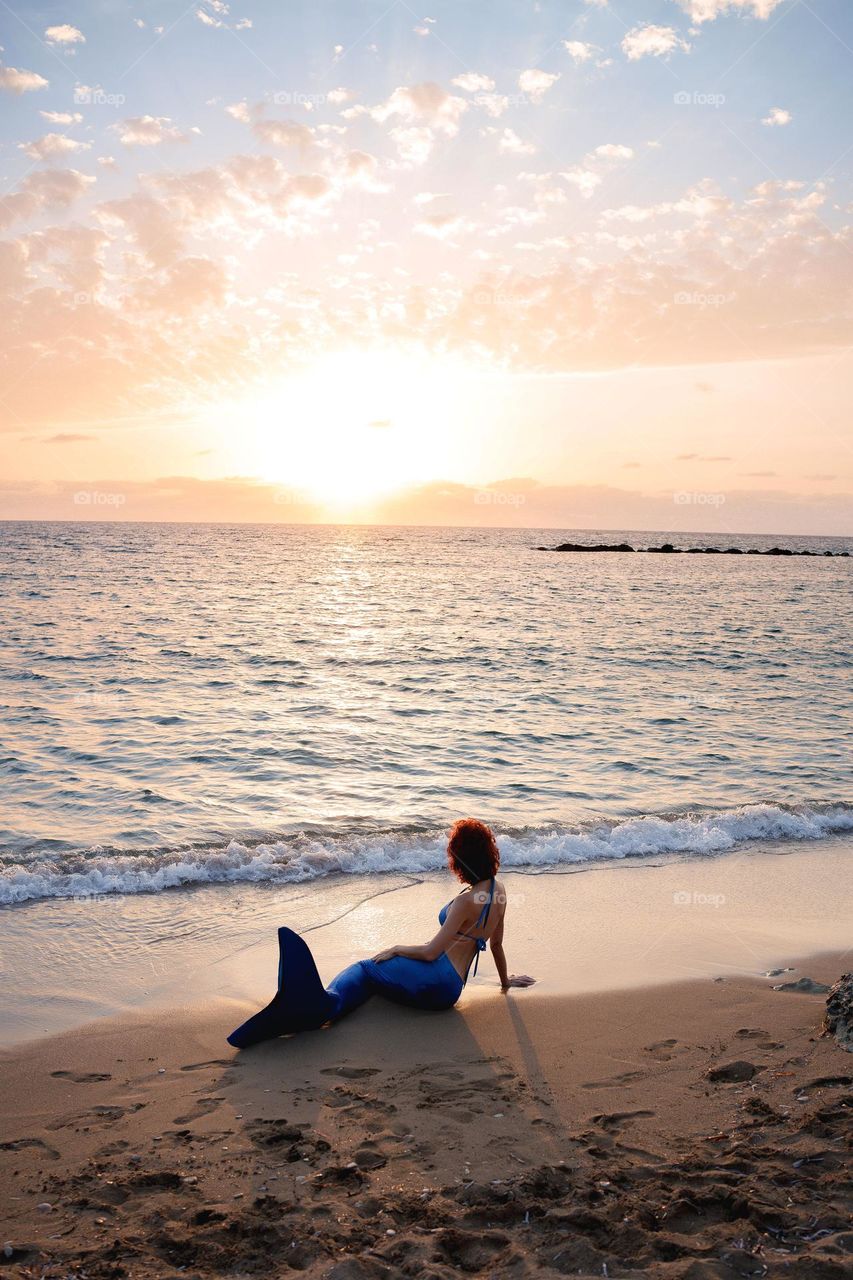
[537,542,850,556]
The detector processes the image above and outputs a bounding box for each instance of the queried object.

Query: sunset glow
[230,351,466,506]
[0,0,851,530]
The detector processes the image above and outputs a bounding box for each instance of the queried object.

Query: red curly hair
[447,818,500,885]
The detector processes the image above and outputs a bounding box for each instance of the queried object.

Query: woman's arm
[372,894,471,964]
[490,916,535,991]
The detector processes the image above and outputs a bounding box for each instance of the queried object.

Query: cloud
[561,142,634,198]
[2,473,847,532]
[371,82,467,134]
[365,478,853,535]
[0,168,94,231]
[339,149,386,191]
[562,41,597,63]
[0,62,48,93]
[452,72,495,92]
[0,475,323,524]
[674,0,784,21]
[762,106,791,127]
[518,69,560,101]
[45,24,85,44]
[490,128,536,156]
[225,100,252,123]
[20,132,91,161]
[327,87,357,105]
[114,116,187,146]
[622,25,690,59]
[131,256,228,313]
[29,432,96,443]
[430,179,853,370]
[414,211,474,240]
[40,110,83,124]
[253,119,315,148]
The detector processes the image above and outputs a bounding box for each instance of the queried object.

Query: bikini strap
[465,879,495,981]
[475,877,495,930]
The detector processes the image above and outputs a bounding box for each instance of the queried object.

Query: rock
[773,976,830,995]
[706,1061,762,1083]
[823,973,853,1052]
[553,541,635,552]
[542,541,848,557]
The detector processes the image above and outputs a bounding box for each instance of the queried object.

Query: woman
[227,818,534,1048]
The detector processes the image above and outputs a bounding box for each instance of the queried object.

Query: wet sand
[1,951,851,1278]
[4,840,853,1046]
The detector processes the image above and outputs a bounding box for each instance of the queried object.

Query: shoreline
[1,954,850,1278]
[2,838,851,1048]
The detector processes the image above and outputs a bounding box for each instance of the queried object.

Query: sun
[230,349,466,509]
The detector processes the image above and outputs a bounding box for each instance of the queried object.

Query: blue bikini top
[439,877,495,979]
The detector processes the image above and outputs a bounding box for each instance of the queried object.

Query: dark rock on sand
[773,976,830,995]
[706,1061,762,1083]
[823,973,853,1052]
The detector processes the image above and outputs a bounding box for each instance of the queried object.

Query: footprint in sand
[0,1137,59,1158]
[734,1028,769,1040]
[582,1070,647,1089]
[591,1109,655,1132]
[794,1075,852,1096]
[643,1039,680,1061]
[46,1102,146,1130]
[51,1070,112,1083]
[319,1066,381,1079]
[172,1096,224,1124]
[179,1059,234,1073]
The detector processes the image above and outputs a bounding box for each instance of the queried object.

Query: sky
[1,0,852,532]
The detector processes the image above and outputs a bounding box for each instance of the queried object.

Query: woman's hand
[502,974,536,990]
[372,947,398,963]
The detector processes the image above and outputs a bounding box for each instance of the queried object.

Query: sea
[2,521,851,910]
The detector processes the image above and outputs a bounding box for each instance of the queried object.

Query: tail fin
[227,927,333,1048]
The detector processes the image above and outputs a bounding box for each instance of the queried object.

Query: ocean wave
[1,804,851,906]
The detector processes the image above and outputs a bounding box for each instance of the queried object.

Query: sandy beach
[2,849,851,1279]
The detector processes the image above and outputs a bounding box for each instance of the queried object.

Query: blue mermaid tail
[226,927,334,1048]
[227,927,464,1049]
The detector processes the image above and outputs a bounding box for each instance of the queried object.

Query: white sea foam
[1,804,851,906]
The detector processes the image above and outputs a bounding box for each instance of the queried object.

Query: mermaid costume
[227,879,495,1048]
